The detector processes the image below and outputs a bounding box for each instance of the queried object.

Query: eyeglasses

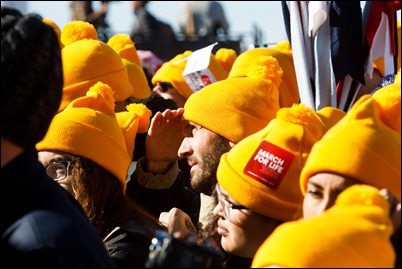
[155,82,173,93]
[45,161,73,181]
[215,183,248,221]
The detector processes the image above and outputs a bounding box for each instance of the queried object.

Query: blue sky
[3,1,400,49]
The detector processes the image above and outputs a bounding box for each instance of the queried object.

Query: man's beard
[189,136,230,195]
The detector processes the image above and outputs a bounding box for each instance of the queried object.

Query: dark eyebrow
[307,180,323,190]
[188,122,202,129]
[42,156,70,168]
[307,180,348,195]
[54,156,72,162]
[221,191,242,206]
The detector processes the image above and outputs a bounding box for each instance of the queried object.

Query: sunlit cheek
[302,197,313,218]
[58,176,74,196]
[223,231,256,258]
[220,224,247,254]
[303,197,323,219]
[159,92,174,101]
[221,212,253,253]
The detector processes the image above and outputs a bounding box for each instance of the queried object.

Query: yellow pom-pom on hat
[252,184,395,268]
[184,55,282,144]
[247,56,284,88]
[108,34,151,99]
[59,21,133,112]
[273,40,293,55]
[116,103,152,160]
[60,20,97,46]
[207,47,235,81]
[217,103,326,221]
[214,48,237,73]
[36,82,131,191]
[228,40,299,108]
[300,89,401,201]
[107,33,141,65]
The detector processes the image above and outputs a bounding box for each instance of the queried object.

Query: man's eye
[181,124,191,136]
[191,125,203,136]
[191,126,198,136]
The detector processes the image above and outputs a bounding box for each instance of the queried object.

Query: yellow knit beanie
[183,56,281,144]
[217,103,326,221]
[315,106,346,133]
[59,21,133,112]
[107,34,151,99]
[36,82,146,191]
[228,40,299,108]
[151,48,236,100]
[252,184,395,268]
[300,81,401,201]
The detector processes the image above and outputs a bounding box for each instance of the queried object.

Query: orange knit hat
[36,82,149,191]
[300,78,401,201]
[228,40,299,108]
[217,103,327,221]
[151,48,236,100]
[59,21,133,112]
[107,34,152,99]
[183,55,281,144]
[252,184,395,268]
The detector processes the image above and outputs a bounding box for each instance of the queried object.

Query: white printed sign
[182,42,218,92]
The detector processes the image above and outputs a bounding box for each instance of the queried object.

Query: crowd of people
[1,2,401,268]
[67,1,239,61]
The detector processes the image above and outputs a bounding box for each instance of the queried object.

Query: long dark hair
[70,156,162,238]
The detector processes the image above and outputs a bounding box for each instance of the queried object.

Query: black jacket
[126,161,200,227]
[0,149,116,268]
[105,220,164,268]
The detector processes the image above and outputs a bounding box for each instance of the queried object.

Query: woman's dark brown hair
[70,156,163,239]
